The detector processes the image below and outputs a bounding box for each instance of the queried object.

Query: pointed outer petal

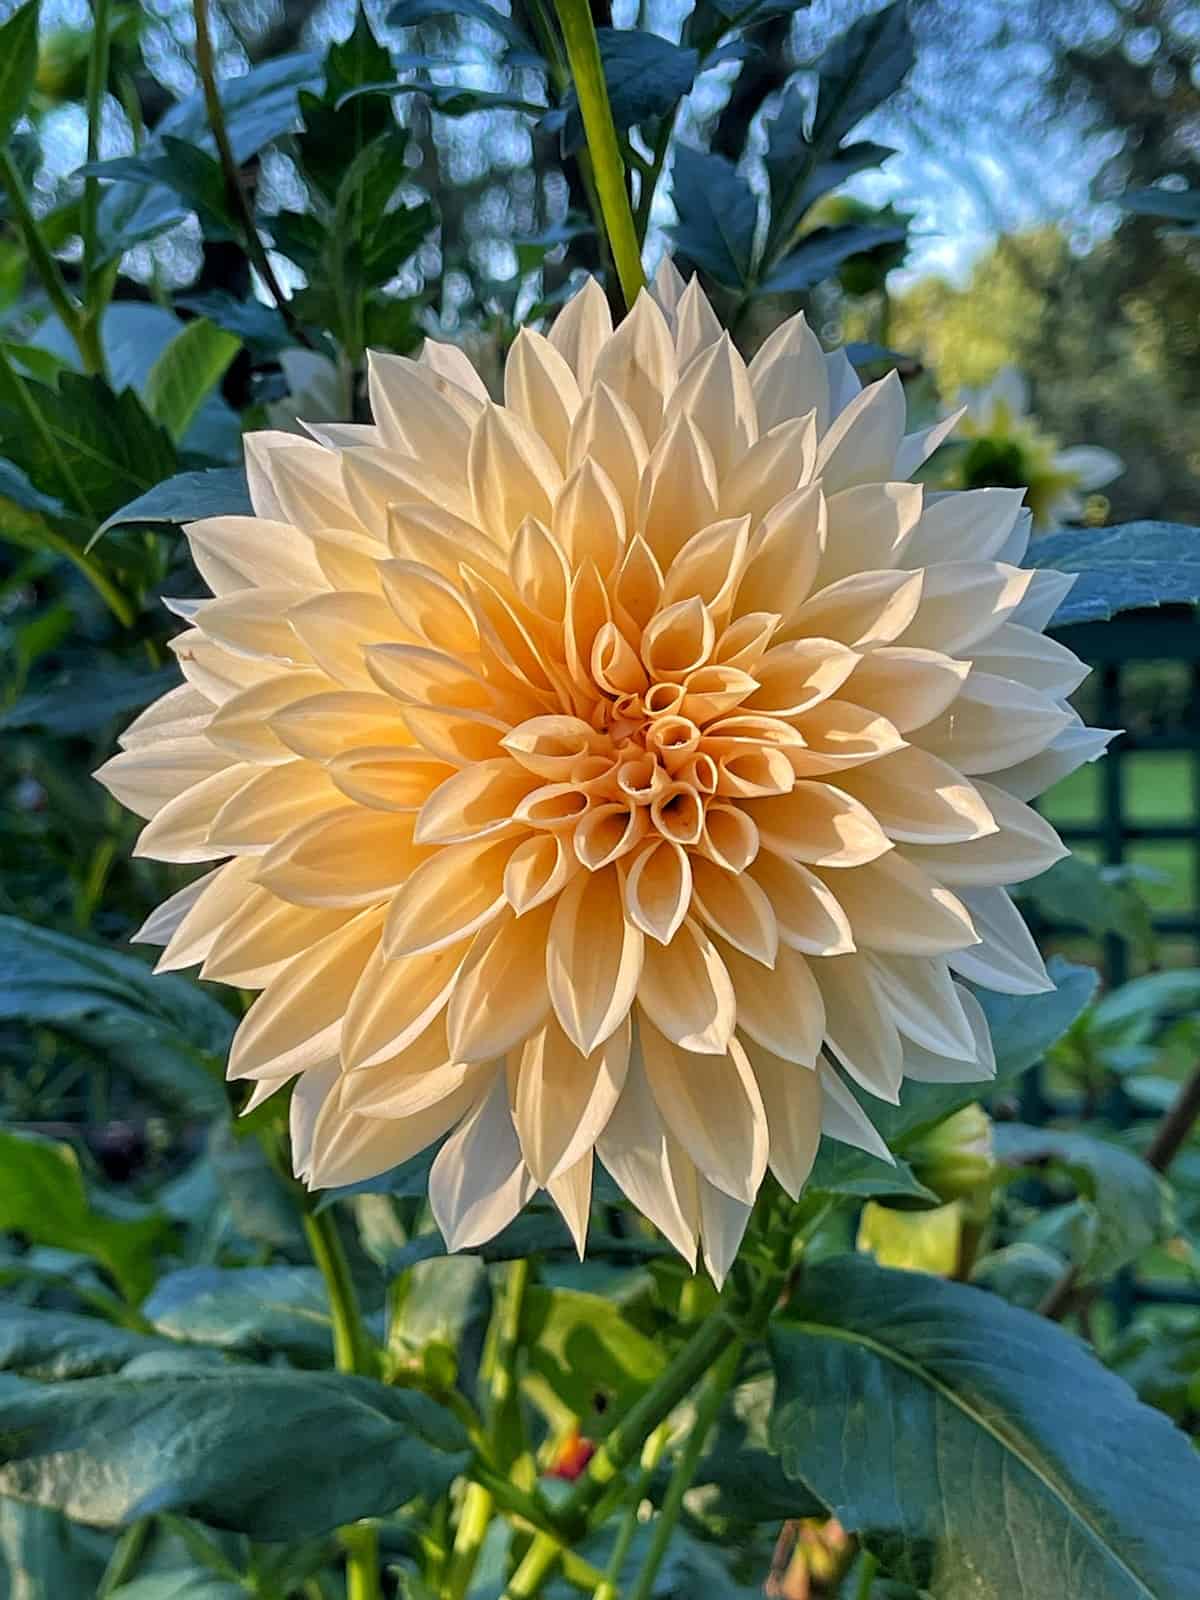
[170,630,270,705]
[185,515,325,594]
[255,807,429,909]
[367,350,473,461]
[154,857,258,973]
[690,856,778,965]
[994,506,1032,568]
[227,908,384,1082]
[118,684,213,751]
[205,761,341,853]
[197,588,316,665]
[301,422,380,451]
[342,445,474,531]
[469,402,562,541]
[717,937,824,1066]
[900,487,1026,568]
[342,1040,489,1119]
[747,849,855,956]
[96,739,231,820]
[900,562,1034,655]
[749,312,831,435]
[696,1173,752,1286]
[901,985,996,1084]
[665,334,758,479]
[270,690,411,760]
[894,408,963,479]
[206,670,333,764]
[785,700,908,778]
[510,516,571,622]
[903,778,1068,889]
[257,436,369,535]
[329,746,456,813]
[243,430,290,520]
[828,347,862,417]
[816,1056,894,1162]
[566,383,649,532]
[289,1060,340,1181]
[163,596,204,622]
[660,516,752,618]
[641,595,716,680]
[441,899,553,1059]
[505,328,583,468]
[813,955,904,1103]
[636,416,720,569]
[133,764,257,863]
[741,1038,821,1199]
[387,502,507,586]
[547,1151,593,1259]
[1008,568,1076,632]
[547,864,644,1054]
[459,567,558,696]
[987,721,1115,804]
[673,276,723,368]
[863,951,978,1060]
[565,560,614,690]
[622,838,693,946]
[378,559,479,655]
[597,1048,700,1265]
[842,646,969,735]
[287,591,398,689]
[341,939,469,1070]
[308,1069,487,1190]
[202,889,356,987]
[970,623,1090,698]
[749,781,893,867]
[384,835,512,958]
[612,534,664,634]
[512,1011,629,1184]
[915,673,1072,776]
[501,714,608,780]
[429,1069,539,1249]
[652,254,686,317]
[413,758,537,845]
[743,638,860,718]
[365,643,490,713]
[718,416,817,527]
[548,276,613,391]
[394,705,510,767]
[504,832,580,913]
[813,370,907,492]
[419,336,490,407]
[640,1020,766,1203]
[812,852,979,956]
[787,568,924,651]
[733,485,826,627]
[592,289,677,446]
[551,459,626,577]
[834,746,997,846]
[817,482,924,588]
[948,886,1052,995]
[636,917,737,1055]
[133,866,221,947]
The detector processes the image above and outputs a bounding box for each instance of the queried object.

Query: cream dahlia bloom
[98,262,1111,1282]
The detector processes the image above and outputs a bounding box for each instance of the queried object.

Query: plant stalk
[550,0,645,308]
[593,1426,668,1600]
[0,152,103,373]
[82,0,113,309]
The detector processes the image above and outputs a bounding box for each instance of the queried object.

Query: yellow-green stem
[0,152,101,374]
[550,0,645,308]
[593,1426,668,1600]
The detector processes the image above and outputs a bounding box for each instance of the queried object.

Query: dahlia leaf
[142,1265,335,1366]
[807,0,915,155]
[522,1285,667,1432]
[0,1370,470,1539]
[0,1306,167,1381]
[761,222,908,294]
[670,144,759,289]
[547,30,700,155]
[93,467,253,540]
[770,1257,1200,1599]
[0,0,39,146]
[1029,522,1200,623]
[144,319,242,445]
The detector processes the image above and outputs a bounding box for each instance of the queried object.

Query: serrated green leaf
[143,319,241,443]
[761,221,907,293]
[1029,523,1200,623]
[770,1255,1200,1599]
[670,144,758,289]
[92,468,252,541]
[550,30,698,155]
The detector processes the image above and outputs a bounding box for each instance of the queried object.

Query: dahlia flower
[98,263,1111,1282]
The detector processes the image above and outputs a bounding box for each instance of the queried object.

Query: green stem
[550,0,645,308]
[633,116,674,247]
[82,0,113,310]
[443,1482,493,1600]
[341,1523,382,1600]
[97,1521,152,1596]
[593,1426,668,1600]
[626,1342,741,1600]
[855,1550,879,1600]
[0,152,101,373]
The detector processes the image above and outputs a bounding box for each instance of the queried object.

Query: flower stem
[0,151,102,374]
[855,1550,879,1600]
[593,1426,668,1600]
[82,0,113,312]
[625,1341,742,1600]
[550,0,645,309]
